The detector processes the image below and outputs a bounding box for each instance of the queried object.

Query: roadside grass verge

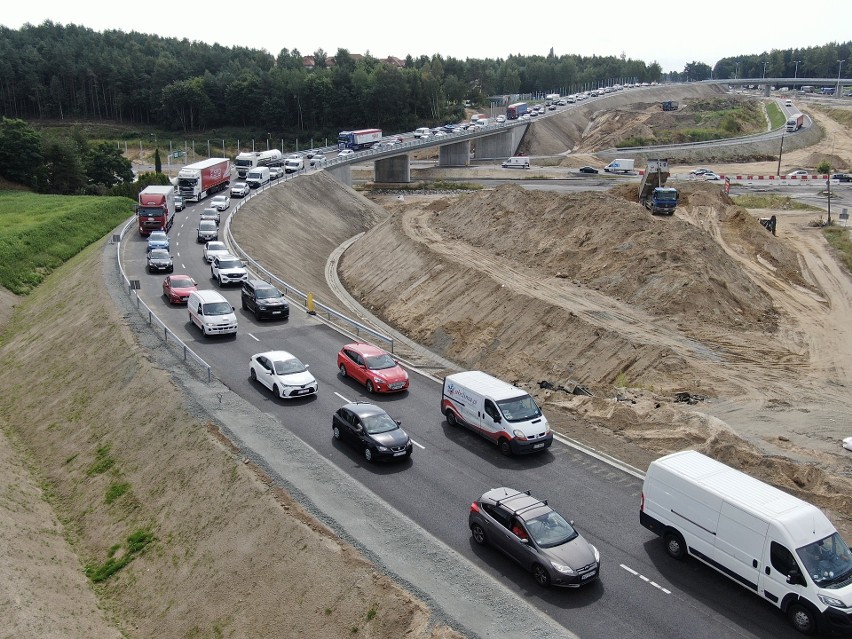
[823,226,852,274]
[732,194,819,211]
[0,191,134,294]
[766,102,787,130]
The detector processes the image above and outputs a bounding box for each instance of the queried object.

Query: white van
[785,99,793,107]
[245,166,270,189]
[502,156,530,169]
[441,371,552,455]
[283,158,304,173]
[641,450,852,635]
[413,127,432,139]
[187,290,238,337]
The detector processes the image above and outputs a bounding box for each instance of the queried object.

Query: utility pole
[837,59,846,98]
[793,59,802,79]
[761,61,769,80]
[777,133,785,176]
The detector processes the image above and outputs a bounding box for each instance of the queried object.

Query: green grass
[0,191,135,294]
[766,102,787,130]
[732,194,818,211]
[823,227,852,273]
[86,444,115,477]
[84,529,155,583]
[105,482,130,504]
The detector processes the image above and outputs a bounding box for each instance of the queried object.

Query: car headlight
[376,445,389,452]
[592,545,600,562]
[818,594,850,608]
[550,561,575,575]
[258,305,267,310]
[512,429,528,440]
[373,377,384,385]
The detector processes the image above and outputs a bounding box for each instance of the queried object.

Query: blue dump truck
[638,159,679,215]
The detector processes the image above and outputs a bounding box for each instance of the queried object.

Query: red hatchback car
[162,275,198,305]
[337,342,409,393]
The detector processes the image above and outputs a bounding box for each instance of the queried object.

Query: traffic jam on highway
[126,103,852,637]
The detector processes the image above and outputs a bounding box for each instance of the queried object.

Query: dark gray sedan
[332,402,412,463]
[468,487,600,587]
[146,249,173,273]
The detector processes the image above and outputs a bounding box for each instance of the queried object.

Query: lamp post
[266,133,271,151]
[776,132,785,177]
[793,59,802,79]
[761,61,769,80]
[735,62,740,80]
[837,59,846,98]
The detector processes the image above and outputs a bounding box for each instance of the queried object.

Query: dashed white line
[621,564,670,595]
[334,392,352,403]
[246,333,260,342]
[410,439,425,449]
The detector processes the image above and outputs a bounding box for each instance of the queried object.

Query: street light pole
[777,132,785,177]
[837,59,846,98]
[793,60,802,79]
[761,61,769,79]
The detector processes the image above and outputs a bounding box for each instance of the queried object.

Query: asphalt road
[120,194,807,639]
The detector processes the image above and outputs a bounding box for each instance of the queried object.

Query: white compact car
[249,351,318,399]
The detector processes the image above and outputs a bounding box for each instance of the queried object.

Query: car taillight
[469,501,480,514]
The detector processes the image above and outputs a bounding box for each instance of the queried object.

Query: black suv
[240,279,289,320]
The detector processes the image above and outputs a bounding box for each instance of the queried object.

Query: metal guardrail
[224,180,395,353]
[115,218,214,382]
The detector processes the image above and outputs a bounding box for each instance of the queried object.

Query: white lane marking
[621,564,670,595]
[410,438,425,450]
[334,392,352,403]
[246,333,260,342]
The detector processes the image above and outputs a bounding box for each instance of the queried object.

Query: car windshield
[202,209,217,216]
[149,232,167,242]
[365,353,396,370]
[496,394,542,422]
[525,510,578,548]
[256,288,281,299]
[361,412,399,435]
[203,302,231,315]
[797,533,852,587]
[273,358,307,375]
[218,259,241,269]
[206,243,226,252]
[199,221,216,230]
[149,249,170,259]
[170,277,194,288]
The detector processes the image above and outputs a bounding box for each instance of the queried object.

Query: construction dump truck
[639,159,679,215]
[661,100,679,111]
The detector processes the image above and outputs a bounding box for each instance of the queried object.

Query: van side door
[760,539,807,608]
[713,502,768,593]
[479,399,504,441]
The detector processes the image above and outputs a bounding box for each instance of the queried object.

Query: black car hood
[370,429,409,448]
[543,535,597,569]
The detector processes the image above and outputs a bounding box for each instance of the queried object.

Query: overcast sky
[3,1,851,74]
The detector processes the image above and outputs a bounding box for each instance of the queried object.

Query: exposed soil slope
[0,243,461,639]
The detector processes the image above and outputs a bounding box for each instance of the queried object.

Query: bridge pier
[325,164,352,187]
[473,124,528,160]
[374,155,411,183]
[438,141,470,167]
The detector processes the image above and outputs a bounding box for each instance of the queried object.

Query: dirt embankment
[0,242,462,639]
[342,183,852,537]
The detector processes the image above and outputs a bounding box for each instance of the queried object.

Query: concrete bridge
[324,121,528,186]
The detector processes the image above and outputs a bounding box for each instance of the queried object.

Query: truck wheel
[787,603,817,635]
[498,439,512,456]
[445,410,458,427]
[664,531,687,560]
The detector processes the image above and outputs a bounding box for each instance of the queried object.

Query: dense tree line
[0,22,662,137]
[706,42,849,82]
[0,117,133,194]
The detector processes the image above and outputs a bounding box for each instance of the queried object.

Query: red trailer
[177,158,231,202]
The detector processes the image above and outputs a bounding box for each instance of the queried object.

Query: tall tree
[0,117,43,187]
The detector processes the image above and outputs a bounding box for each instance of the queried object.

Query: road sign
[172,151,184,159]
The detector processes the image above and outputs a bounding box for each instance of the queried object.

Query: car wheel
[241,298,247,310]
[218,276,223,287]
[664,531,687,560]
[339,363,347,378]
[498,439,512,456]
[254,308,261,321]
[445,410,458,427]
[333,425,341,440]
[364,447,374,463]
[787,603,817,635]
[471,523,487,546]
[366,380,375,393]
[249,368,257,381]
[168,266,173,273]
[272,384,280,398]
[532,564,551,588]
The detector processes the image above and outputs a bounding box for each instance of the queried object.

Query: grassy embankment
[618,98,776,147]
[0,191,133,295]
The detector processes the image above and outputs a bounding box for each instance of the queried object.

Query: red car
[337,342,409,393]
[162,274,198,305]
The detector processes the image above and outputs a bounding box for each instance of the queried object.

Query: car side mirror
[395,419,402,426]
[493,415,501,423]
[231,306,235,311]
[786,569,805,586]
[354,425,363,434]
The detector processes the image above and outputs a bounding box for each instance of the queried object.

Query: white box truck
[641,450,852,635]
[441,371,553,456]
[603,158,635,174]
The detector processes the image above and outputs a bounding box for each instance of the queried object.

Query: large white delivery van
[502,156,530,169]
[641,450,852,635]
[187,290,238,337]
[603,158,635,173]
[441,371,552,456]
[245,166,270,189]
